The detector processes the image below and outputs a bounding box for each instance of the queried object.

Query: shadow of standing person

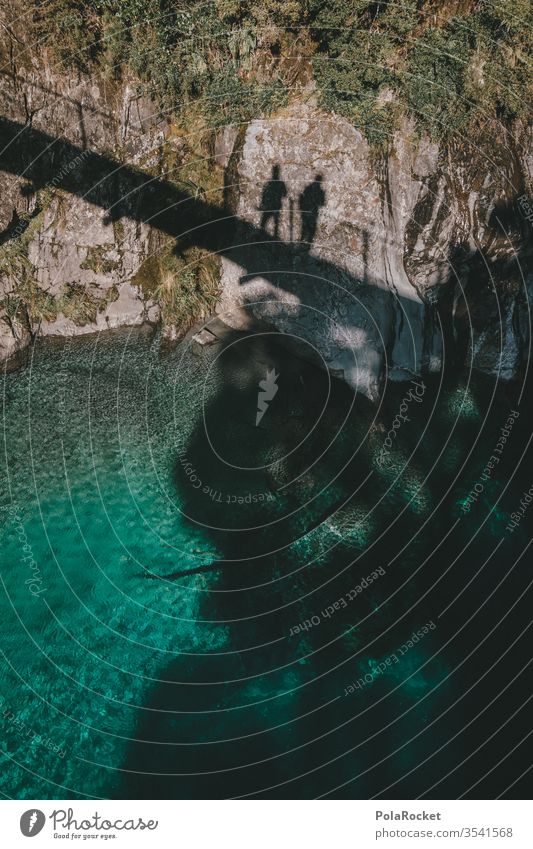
[299,174,325,250]
[259,164,287,240]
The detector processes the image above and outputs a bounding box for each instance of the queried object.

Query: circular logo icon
[20,810,46,837]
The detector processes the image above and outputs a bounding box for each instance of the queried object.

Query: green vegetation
[80,245,121,275]
[56,282,119,325]
[31,0,532,144]
[13,0,530,338]
[0,191,120,332]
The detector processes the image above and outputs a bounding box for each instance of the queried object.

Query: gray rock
[218,104,442,398]
[0,44,166,360]
[99,282,146,329]
[213,126,239,169]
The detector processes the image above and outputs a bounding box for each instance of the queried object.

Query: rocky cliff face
[0,29,531,396]
[217,103,533,398]
[0,59,168,362]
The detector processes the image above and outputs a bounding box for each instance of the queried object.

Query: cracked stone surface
[218,104,532,397]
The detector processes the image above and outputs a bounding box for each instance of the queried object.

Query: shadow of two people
[259,165,325,248]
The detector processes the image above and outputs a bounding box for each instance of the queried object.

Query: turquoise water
[1,327,531,798]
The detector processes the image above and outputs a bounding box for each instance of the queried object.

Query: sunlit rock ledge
[0,65,531,399]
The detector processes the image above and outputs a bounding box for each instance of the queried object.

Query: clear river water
[1,326,531,798]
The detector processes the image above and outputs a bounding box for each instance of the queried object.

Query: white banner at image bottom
[0,799,531,848]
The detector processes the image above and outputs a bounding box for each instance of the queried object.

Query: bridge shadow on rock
[118,354,532,799]
[120,330,450,799]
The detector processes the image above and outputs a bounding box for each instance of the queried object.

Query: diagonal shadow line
[0,112,440,442]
